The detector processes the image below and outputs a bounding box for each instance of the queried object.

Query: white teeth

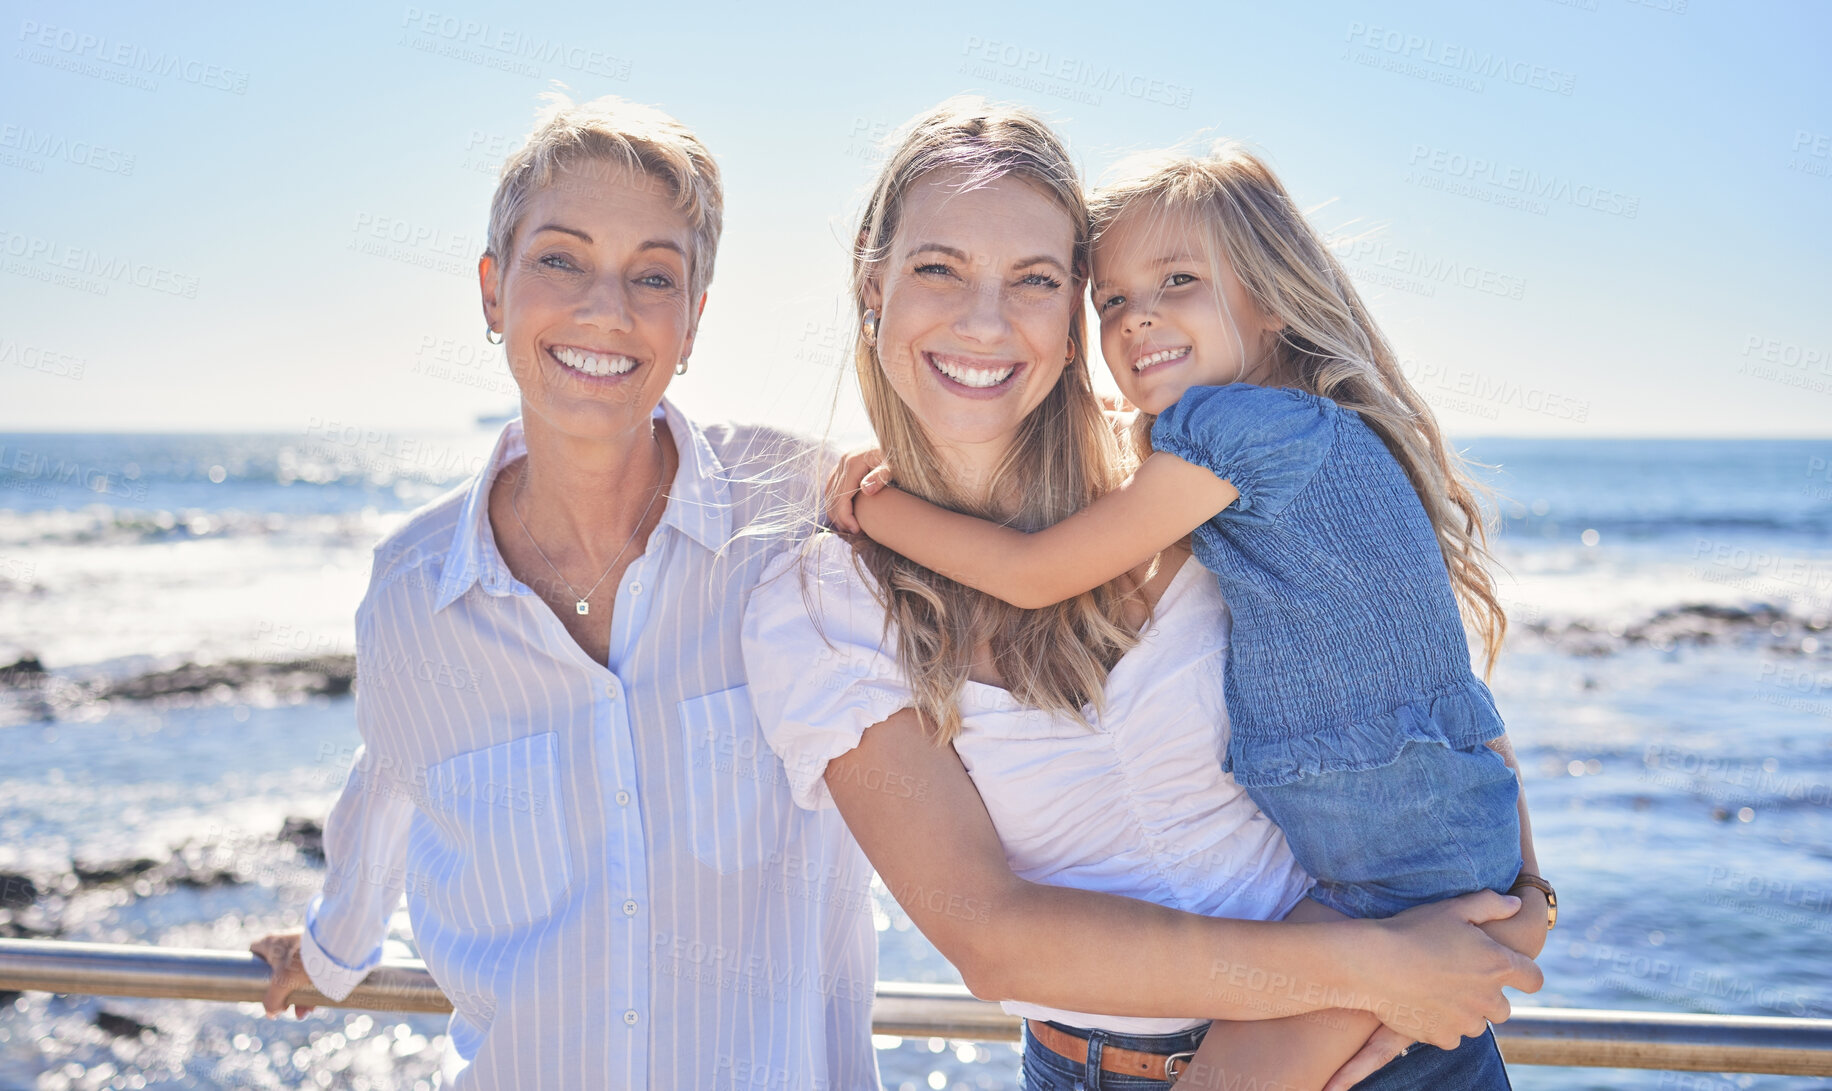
[1134,347,1190,372]
[931,355,1017,389]
[552,345,637,377]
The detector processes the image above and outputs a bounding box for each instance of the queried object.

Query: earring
[861,308,878,345]
[485,327,503,345]
[675,359,689,376]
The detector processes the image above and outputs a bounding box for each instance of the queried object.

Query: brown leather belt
[1027,1020,1197,1082]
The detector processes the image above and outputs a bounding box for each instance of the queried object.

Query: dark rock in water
[0,872,38,908]
[1527,602,1821,657]
[1626,603,1789,648]
[73,858,159,886]
[0,916,55,939]
[2,653,358,728]
[93,1010,154,1038]
[102,656,356,702]
[280,817,325,862]
[0,655,46,688]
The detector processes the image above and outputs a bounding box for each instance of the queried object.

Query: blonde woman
[252,95,878,1088]
[742,98,1543,1091]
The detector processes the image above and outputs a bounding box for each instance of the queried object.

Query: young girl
[833,143,1550,1088]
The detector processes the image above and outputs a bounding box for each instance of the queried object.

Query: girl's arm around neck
[852,453,1238,610]
[825,707,1542,1042]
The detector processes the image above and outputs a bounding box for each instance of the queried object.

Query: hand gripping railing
[4,939,1831,1076]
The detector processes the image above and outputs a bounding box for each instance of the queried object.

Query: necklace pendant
[575,600,590,616]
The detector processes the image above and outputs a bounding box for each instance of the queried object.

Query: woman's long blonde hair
[852,96,1138,743]
[1090,143,1508,671]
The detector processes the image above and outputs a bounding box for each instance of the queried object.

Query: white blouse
[741,533,1311,1035]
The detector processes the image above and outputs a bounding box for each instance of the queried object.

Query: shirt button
[628,581,642,595]
[622,899,639,917]
[604,680,619,699]
[615,790,631,806]
[623,1009,639,1026]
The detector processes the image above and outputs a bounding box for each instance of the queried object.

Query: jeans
[1020,1020,1511,1091]
[1351,1027,1513,1090]
[1019,1021,1205,1091]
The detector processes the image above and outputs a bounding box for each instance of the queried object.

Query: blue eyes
[1099,273,1198,312]
[913,263,1061,290]
[534,254,675,291]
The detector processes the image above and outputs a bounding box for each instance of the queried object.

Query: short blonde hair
[485,92,723,300]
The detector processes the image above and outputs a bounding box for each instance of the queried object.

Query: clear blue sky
[2,0,1828,438]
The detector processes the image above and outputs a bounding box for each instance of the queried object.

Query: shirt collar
[433,398,734,611]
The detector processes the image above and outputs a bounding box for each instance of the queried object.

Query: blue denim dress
[1149,385,1523,1088]
[1150,383,1522,918]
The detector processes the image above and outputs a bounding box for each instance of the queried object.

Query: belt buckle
[1164,1050,1196,1081]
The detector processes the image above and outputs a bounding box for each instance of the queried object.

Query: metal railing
[4,938,1831,1076]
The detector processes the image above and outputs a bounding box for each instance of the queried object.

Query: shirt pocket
[678,684,784,874]
[419,732,573,930]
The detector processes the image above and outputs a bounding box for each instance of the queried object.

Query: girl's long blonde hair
[852,96,1138,743]
[1091,143,1507,672]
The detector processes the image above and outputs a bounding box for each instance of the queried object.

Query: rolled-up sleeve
[741,537,913,811]
[300,598,416,1002]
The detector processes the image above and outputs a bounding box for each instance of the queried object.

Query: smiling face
[1091,199,1280,415]
[863,168,1079,455]
[480,162,703,441]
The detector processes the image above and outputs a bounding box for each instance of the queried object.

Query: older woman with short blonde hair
[254,94,878,1089]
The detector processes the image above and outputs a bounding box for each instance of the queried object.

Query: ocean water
[1,428,1829,1091]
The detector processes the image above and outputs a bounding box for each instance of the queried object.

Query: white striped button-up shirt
[300,401,879,1089]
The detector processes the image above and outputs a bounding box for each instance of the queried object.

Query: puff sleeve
[742,534,915,810]
[1150,383,1340,526]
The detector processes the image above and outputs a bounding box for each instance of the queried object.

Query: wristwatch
[1509,872,1558,930]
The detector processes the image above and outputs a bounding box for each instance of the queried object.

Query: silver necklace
[511,433,666,616]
